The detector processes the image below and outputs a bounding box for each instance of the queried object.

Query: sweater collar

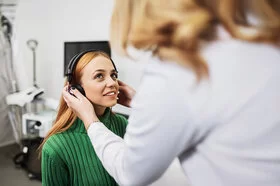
[69,107,111,133]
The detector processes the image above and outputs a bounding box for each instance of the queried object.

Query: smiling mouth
[104,91,116,96]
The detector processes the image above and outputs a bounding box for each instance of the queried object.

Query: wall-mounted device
[6,86,44,107]
[27,39,39,88]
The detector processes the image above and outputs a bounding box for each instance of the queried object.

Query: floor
[0,143,41,186]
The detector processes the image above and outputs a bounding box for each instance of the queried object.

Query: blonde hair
[110,0,280,79]
[39,51,111,152]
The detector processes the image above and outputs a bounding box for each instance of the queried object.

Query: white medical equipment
[6,86,44,107]
[22,109,56,138]
[5,86,58,143]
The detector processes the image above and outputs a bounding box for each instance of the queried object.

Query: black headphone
[66,49,117,97]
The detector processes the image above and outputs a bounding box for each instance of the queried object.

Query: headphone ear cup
[71,84,86,97]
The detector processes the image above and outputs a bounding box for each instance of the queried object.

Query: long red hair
[39,51,111,152]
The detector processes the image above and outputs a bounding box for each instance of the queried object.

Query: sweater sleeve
[87,59,213,186]
[41,145,69,186]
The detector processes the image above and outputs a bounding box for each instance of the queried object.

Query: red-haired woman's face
[80,56,119,115]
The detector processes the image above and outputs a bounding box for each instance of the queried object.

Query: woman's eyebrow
[93,69,117,73]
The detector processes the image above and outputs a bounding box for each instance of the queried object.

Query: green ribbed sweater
[41,108,127,186]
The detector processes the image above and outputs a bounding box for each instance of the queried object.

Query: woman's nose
[106,77,117,87]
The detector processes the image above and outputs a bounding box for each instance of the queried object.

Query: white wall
[14,0,145,100]
[13,0,190,185]
[14,0,113,98]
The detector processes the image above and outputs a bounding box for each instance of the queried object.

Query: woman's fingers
[70,87,82,100]
[62,86,80,108]
[118,80,127,86]
[117,79,123,85]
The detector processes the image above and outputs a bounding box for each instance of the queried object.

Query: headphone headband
[66,49,117,83]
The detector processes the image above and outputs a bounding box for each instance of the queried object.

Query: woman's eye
[95,74,104,79]
[111,73,118,80]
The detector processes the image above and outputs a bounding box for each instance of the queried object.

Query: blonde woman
[63,0,280,186]
[41,51,127,186]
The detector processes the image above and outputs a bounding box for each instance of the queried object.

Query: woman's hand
[62,86,99,130]
[117,80,136,108]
